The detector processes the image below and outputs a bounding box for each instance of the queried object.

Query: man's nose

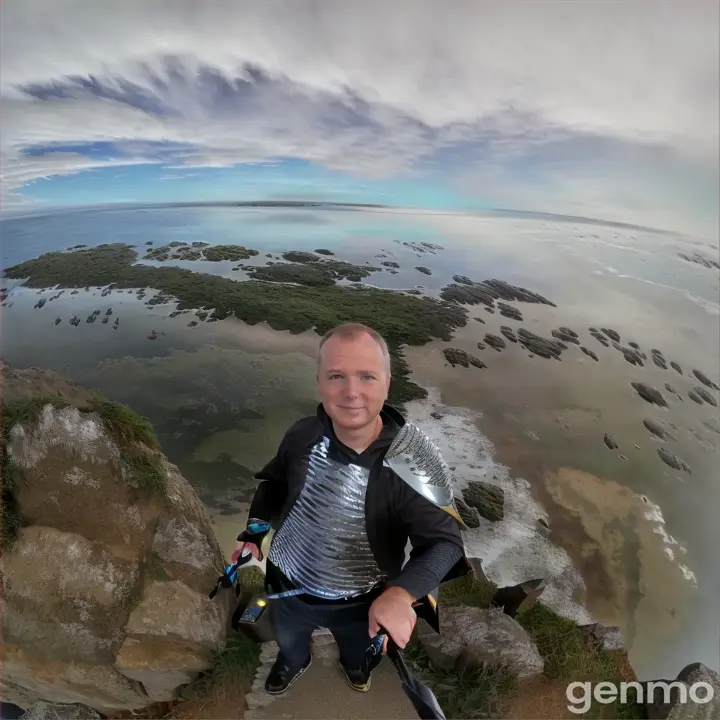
[344,377,361,396]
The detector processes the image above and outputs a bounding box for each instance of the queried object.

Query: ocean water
[1,203,718,679]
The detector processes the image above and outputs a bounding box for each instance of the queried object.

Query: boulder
[122,580,227,652]
[1,526,139,665]
[150,460,226,595]
[0,364,231,712]
[644,663,720,720]
[578,622,625,652]
[0,645,149,713]
[113,635,212,703]
[668,663,720,719]
[416,605,544,679]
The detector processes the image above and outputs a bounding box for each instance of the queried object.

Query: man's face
[317,333,391,431]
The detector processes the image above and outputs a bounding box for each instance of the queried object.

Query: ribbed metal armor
[267,436,386,599]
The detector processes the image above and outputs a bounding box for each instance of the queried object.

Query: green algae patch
[145,242,258,262]
[241,258,381,287]
[6,243,469,406]
[240,249,382,286]
[203,245,259,262]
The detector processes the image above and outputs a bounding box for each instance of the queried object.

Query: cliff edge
[0,361,233,714]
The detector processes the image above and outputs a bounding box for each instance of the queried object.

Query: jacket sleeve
[246,434,291,526]
[386,479,469,600]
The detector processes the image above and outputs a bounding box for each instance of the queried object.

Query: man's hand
[368,586,416,652]
[230,540,262,564]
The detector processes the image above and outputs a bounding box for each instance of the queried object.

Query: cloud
[0,0,717,233]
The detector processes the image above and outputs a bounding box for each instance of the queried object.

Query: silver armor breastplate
[268,436,386,599]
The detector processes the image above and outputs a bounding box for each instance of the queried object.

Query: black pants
[270,591,375,672]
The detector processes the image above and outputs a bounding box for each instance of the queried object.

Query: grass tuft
[405,636,519,719]
[0,487,23,550]
[2,396,70,441]
[516,603,606,681]
[179,633,260,702]
[517,603,647,718]
[439,573,498,609]
[236,565,266,593]
[88,394,159,450]
[2,453,23,493]
[123,451,167,496]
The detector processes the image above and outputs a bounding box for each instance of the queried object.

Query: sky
[1,0,718,238]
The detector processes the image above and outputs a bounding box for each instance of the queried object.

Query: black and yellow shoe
[265,654,312,694]
[340,662,372,692]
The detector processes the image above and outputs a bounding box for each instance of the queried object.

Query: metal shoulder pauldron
[383,422,465,526]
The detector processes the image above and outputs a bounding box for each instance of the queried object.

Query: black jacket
[246,402,471,593]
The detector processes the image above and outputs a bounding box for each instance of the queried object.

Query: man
[231,322,469,695]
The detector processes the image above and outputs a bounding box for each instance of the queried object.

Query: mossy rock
[1,390,166,550]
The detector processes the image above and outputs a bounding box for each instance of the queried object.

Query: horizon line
[0,198,695,239]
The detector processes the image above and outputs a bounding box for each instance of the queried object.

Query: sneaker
[264,654,312,695]
[340,662,372,693]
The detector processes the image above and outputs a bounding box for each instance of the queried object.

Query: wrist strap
[236,519,271,542]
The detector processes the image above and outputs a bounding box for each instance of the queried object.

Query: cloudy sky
[1,0,718,237]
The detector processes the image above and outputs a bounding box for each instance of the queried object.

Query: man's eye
[362,375,376,381]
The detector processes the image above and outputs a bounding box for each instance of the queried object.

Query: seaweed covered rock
[442,348,487,369]
[460,481,504,522]
[0,362,231,713]
[440,278,555,307]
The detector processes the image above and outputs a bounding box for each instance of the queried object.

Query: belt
[266,561,385,607]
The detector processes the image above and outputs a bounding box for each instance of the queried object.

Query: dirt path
[244,630,417,720]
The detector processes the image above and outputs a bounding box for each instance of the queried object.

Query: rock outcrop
[416,605,544,679]
[0,362,232,713]
[644,662,720,720]
[490,579,546,618]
